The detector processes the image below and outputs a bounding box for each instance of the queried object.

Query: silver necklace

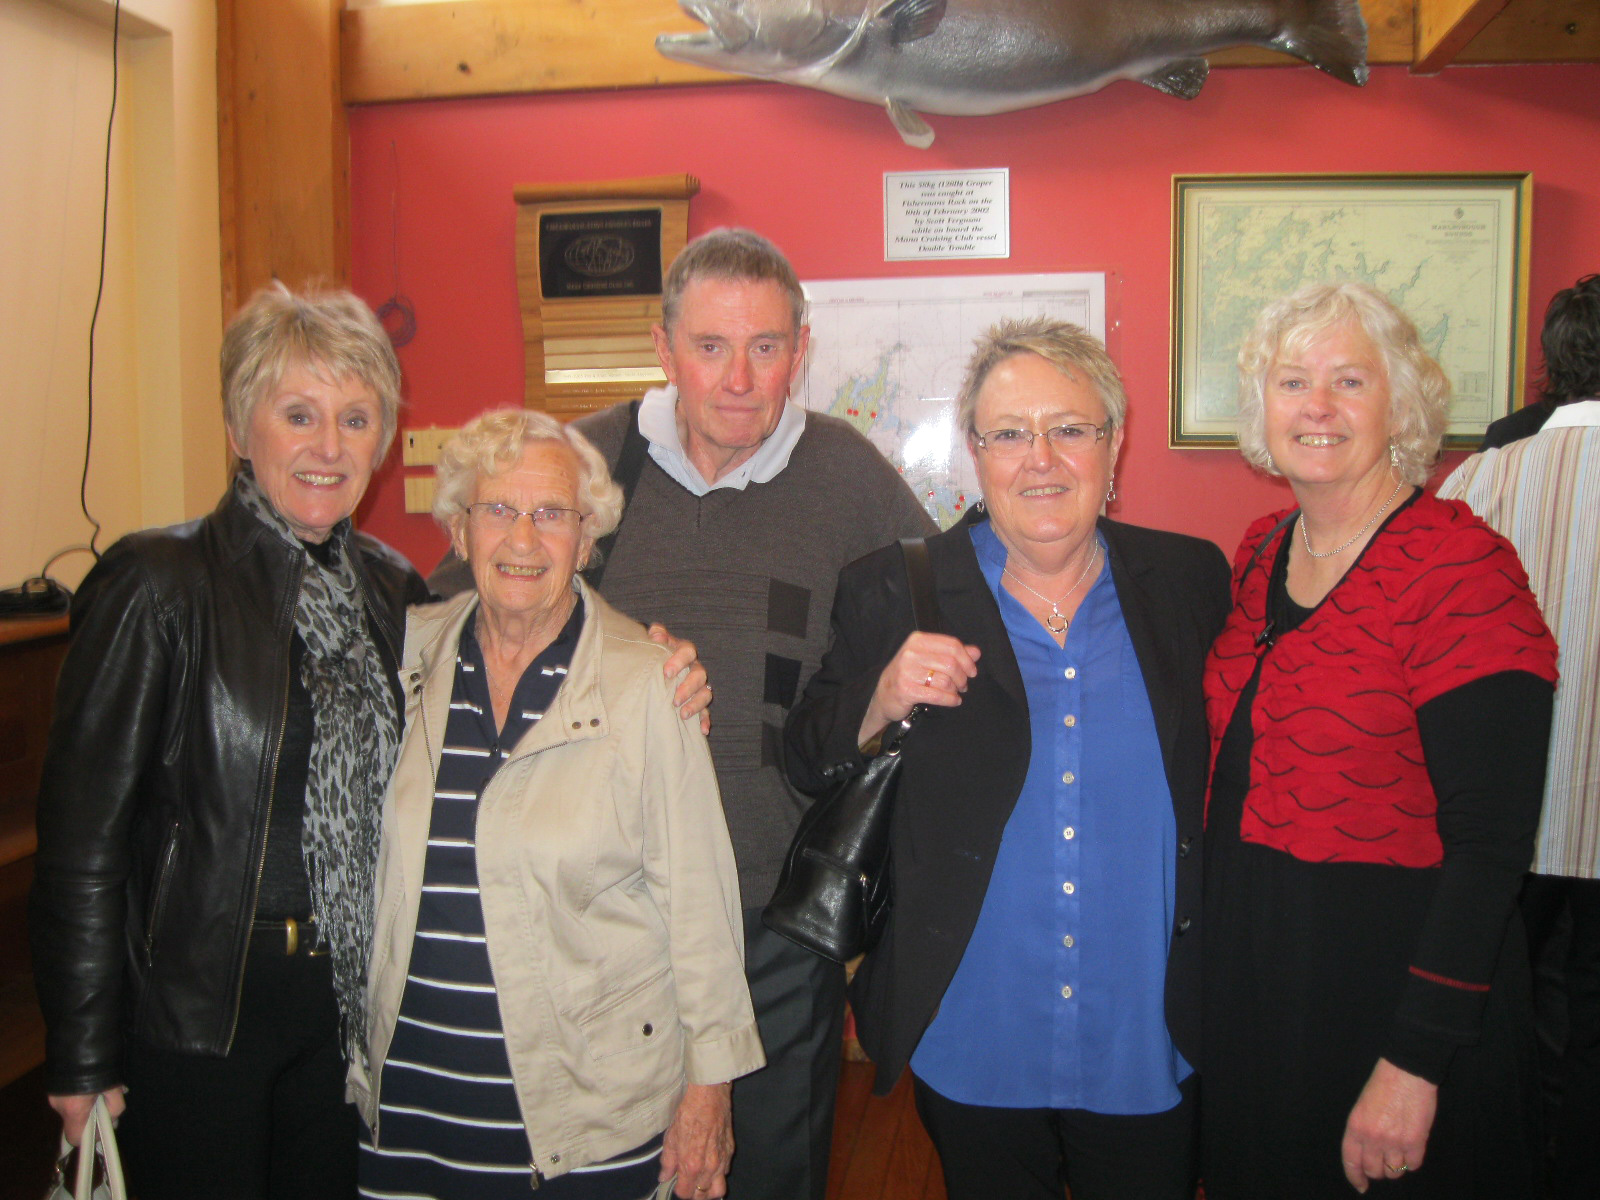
[1300,476,1407,559]
[1004,544,1100,634]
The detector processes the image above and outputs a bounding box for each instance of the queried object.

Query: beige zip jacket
[348,582,764,1181]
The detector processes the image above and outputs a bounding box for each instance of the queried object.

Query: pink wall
[346,64,1600,572]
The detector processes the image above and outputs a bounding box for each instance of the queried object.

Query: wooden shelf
[0,615,66,650]
[0,976,44,1092]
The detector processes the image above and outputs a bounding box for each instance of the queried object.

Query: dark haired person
[1478,273,1600,449]
[1440,271,1600,1198]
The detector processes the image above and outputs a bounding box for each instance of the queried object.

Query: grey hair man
[435,228,935,1199]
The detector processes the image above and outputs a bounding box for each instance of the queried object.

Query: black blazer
[784,511,1230,1095]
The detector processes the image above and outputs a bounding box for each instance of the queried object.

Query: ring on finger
[924,668,936,687]
[1384,1162,1410,1175]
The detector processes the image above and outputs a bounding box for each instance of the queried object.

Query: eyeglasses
[975,423,1109,458]
[466,503,583,532]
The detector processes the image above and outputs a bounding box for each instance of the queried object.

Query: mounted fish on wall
[657,0,1368,147]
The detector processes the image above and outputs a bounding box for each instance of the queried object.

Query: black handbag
[763,537,939,963]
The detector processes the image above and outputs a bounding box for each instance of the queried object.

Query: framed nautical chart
[1171,173,1532,448]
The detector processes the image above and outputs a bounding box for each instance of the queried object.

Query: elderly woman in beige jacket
[349,408,764,1200]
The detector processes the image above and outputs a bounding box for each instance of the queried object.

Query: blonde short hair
[432,409,622,567]
[956,316,1128,439]
[1236,282,1449,487]
[221,283,402,458]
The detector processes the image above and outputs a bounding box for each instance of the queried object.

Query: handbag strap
[899,537,941,636]
[880,538,940,752]
[1241,510,1298,587]
[584,399,649,590]
[55,1095,128,1200]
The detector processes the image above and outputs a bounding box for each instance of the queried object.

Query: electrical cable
[11,0,121,610]
[79,0,122,559]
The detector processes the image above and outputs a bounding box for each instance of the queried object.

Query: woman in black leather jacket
[30,285,428,1199]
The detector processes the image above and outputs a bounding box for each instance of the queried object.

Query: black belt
[251,916,327,957]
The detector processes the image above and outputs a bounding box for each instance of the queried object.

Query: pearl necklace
[1300,476,1407,559]
[1004,544,1100,634]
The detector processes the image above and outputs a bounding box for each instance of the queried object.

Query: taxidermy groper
[657,0,1368,146]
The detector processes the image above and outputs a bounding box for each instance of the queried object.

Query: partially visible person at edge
[350,409,763,1200]
[1438,271,1600,1200]
[1477,274,1600,449]
[785,317,1232,1200]
[28,285,429,1199]
[1200,281,1559,1199]
[430,228,935,1200]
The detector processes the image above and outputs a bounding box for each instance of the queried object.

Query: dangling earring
[1389,442,1400,469]
[1105,476,1118,504]
[973,497,986,515]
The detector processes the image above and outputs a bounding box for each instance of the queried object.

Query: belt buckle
[303,917,329,957]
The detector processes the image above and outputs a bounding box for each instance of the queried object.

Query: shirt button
[1063,826,1075,840]
[1061,985,1073,999]
[1064,667,1077,680]
[1063,714,1077,727]
[1061,771,1076,785]
[1063,934,1075,948]
[1062,881,1076,895]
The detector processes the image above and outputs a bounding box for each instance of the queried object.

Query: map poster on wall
[800,273,1106,528]
[1171,174,1532,449]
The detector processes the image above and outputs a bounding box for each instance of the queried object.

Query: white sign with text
[884,169,1010,261]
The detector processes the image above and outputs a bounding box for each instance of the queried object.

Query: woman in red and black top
[1200,282,1558,1199]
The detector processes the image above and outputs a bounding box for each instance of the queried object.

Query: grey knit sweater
[575,402,936,905]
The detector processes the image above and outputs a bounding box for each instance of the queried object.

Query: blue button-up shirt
[909,523,1189,1114]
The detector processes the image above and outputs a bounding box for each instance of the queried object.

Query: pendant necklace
[1300,475,1407,559]
[1004,544,1100,634]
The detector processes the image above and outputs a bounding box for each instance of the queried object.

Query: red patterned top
[1204,494,1558,867]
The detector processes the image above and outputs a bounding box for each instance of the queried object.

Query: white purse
[45,1096,127,1200]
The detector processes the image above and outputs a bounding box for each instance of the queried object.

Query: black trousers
[913,1072,1198,1200]
[1522,873,1600,1200]
[723,908,847,1200]
[118,943,358,1200]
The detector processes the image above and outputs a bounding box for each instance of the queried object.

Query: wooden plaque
[514,174,698,415]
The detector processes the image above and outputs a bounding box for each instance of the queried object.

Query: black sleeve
[29,540,176,1096]
[1382,669,1554,1083]
[1196,539,1234,646]
[782,548,916,797]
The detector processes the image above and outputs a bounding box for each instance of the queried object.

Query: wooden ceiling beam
[340,0,726,104]
[1453,0,1600,62]
[339,0,1597,107]
[1414,0,1512,71]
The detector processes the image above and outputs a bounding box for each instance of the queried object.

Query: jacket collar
[403,577,614,771]
[210,483,405,664]
[946,507,1181,779]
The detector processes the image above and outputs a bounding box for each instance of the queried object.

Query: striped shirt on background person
[359,599,665,1200]
[1439,399,1600,879]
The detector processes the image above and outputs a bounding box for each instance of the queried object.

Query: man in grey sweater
[433,229,934,1199]
[589,230,934,1200]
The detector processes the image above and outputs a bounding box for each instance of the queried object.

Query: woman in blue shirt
[785,317,1230,1200]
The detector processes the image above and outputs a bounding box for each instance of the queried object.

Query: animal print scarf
[234,465,398,1066]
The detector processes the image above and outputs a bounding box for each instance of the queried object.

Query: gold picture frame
[1170,173,1533,449]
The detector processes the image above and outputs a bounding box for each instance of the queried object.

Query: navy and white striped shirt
[360,601,664,1200]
